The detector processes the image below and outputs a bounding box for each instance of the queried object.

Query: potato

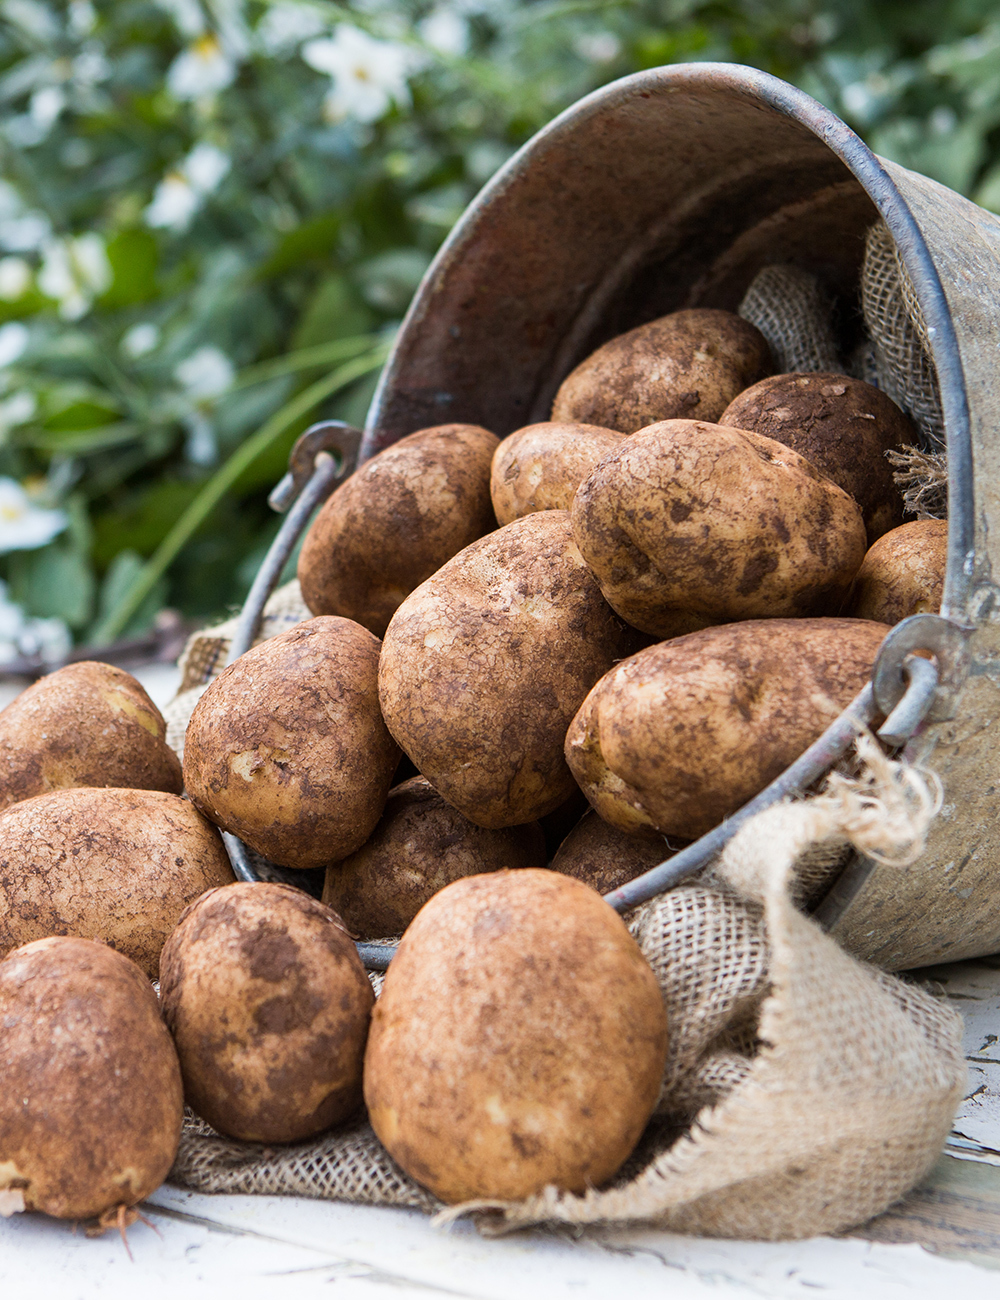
[550,309,771,433]
[0,660,182,812]
[490,421,624,525]
[0,788,233,978]
[322,777,547,938]
[551,809,674,895]
[720,373,910,541]
[183,616,400,868]
[0,936,182,1220]
[364,869,667,1203]
[298,423,499,637]
[378,511,638,828]
[159,882,373,1144]
[566,618,890,841]
[848,519,947,624]
[571,419,868,638]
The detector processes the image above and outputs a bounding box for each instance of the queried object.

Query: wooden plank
[852,1155,1000,1268]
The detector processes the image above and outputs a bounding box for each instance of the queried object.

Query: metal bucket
[359,63,1000,972]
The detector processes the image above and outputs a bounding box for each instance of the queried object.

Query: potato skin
[0,660,182,812]
[322,777,547,938]
[364,869,668,1203]
[298,423,499,637]
[159,882,373,1144]
[551,309,772,433]
[720,373,910,541]
[378,511,639,828]
[571,419,868,637]
[0,936,182,1219]
[551,809,673,895]
[183,616,400,868]
[0,787,233,978]
[848,519,947,624]
[566,618,890,841]
[490,421,624,525]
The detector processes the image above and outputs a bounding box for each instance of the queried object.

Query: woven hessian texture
[170,749,965,1241]
[861,222,945,453]
[738,264,843,373]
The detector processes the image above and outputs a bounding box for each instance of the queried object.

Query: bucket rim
[365,60,973,621]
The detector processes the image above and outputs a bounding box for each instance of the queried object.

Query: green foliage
[0,0,995,647]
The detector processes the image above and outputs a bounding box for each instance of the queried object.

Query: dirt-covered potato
[490,421,624,525]
[550,309,772,433]
[322,777,547,938]
[159,882,373,1144]
[364,869,667,1203]
[0,660,182,812]
[551,810,673,895]
[184,616,400,868]
[0,936,182,1220]
[571,419,867,637]
[566,618,890,840]
[379,511,638,828]
[848,519,947,624]
[720,373,910,541]
[298,423,499,637]
[0,788,233,978]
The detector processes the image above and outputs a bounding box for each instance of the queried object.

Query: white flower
[257,1,326,54]
[0,212,51,253]
[29,85,65,133]
[184,142,231,191]
[303,26,420,123]
[175,345,234,400]
[0,322,29,366]
[0,391,37,433]
[184,410,217,465]
[68,0,97,37]
[0,258,29,300]
[155,0,206,39]
[38,232,112,320]
[18,616,71,664]
[167,33,237,100]
[121,322,160,358]
[573,32,621,64]
[145,174,200,231]
[72,45,111,88]
[145,143,231,231]
[420,10,467,56]
[0,478,67,552]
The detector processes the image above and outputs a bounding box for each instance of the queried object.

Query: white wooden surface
[2,956,999,1298]
[4,664,1000,1294]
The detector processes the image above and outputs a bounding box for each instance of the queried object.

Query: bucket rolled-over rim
[365,60,972,620]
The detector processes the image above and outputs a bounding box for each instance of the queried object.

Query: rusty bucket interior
[358,63,1000,971]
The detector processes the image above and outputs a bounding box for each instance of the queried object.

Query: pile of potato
[0,305,948,1226]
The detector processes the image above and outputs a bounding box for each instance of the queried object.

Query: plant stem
[90,345,388,645]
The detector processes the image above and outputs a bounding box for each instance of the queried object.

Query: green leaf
[7,543,95,630]
[92,549,168,639]
[89,345,390,644]
[102,229,159,308]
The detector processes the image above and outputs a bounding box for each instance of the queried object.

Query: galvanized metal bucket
[354,62,1000,972]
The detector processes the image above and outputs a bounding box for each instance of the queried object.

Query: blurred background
[0,0,995,667]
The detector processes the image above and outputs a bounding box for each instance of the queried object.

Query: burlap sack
[170,740,966,1241]
[162,579,312,757]
[861,222,945,452]
[738,263,843,374]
